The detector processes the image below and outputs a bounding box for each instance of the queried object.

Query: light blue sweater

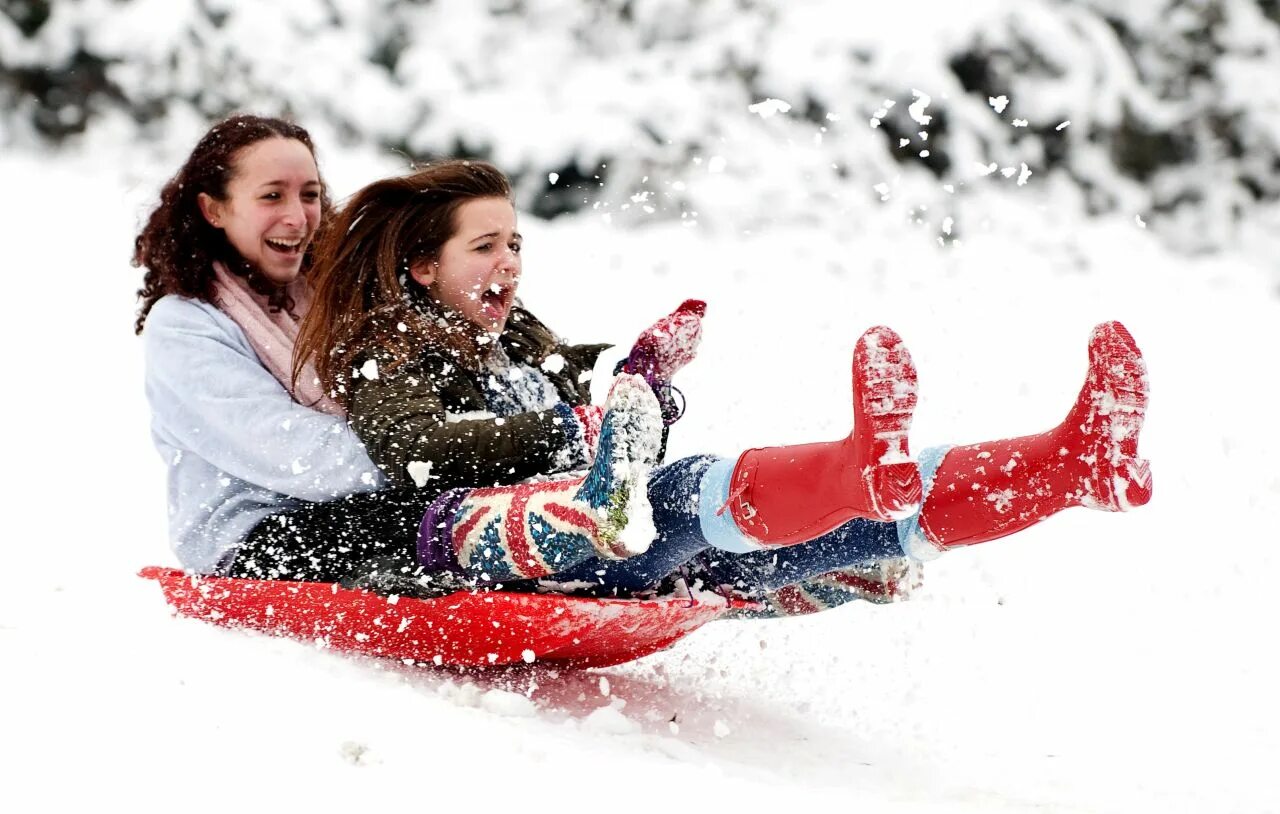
[143,295,384,574]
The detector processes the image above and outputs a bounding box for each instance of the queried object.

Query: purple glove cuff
[616,356,685,425]
[416,488,472,573]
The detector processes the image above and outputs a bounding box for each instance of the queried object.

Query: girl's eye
[509,242,522,253]
[302,190,320,201]
[261,192,280,201]
[475,242,492,252]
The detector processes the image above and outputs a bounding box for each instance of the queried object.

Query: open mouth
[264,236,306,257]
[479,283,514,322]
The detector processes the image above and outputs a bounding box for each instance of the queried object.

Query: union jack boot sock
[917,321,1152,552]
[444,375,664,581]
[749,559,921,617]
[723,326,923,548]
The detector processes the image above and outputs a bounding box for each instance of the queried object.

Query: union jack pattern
[730,558,922,618]
[448,374,660,582]
[451,478,631,580]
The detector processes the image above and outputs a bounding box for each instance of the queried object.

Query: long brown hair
[131,114,333,334]
[295,160,515,402]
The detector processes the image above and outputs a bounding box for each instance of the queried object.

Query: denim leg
[691,443,955,594]
[692,518,903,594]
[536,454,719,593]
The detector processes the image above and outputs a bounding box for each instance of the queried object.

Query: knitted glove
[620,299,706,424]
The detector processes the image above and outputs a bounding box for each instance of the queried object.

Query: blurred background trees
[4,0,1277,251]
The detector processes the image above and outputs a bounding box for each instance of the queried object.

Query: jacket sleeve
[347,355,582,491]
[143,298,384,501]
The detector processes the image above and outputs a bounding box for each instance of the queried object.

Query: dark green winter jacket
[347,307,610,491]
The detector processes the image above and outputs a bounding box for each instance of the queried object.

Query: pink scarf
[211,261,346,418]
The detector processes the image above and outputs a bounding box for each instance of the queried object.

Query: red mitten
[621,299,706,423]
[623,299,705,382]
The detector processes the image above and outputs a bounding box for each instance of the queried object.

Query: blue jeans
[539,455,908,595]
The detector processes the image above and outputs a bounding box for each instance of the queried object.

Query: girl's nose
[496,248,520,276]
[281,197,306,227]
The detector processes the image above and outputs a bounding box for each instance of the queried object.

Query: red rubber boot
[725,326,923,548]
[918,321,1152,550]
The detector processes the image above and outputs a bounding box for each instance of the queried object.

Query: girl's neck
[427,301,501,368]
[220,252,298,317]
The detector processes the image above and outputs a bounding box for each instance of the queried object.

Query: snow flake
[359,358,379,380]
[747,98,792,119]
[407,460,435,488]
[1056,121,1071,131]
[548,172,559,185]
[989,95,1009,113]
[908,89,933,126]
[541,353,566,374]
[1012,118,1028,127]
[1017,163,1032,186]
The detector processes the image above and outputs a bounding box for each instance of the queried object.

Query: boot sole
[1087,321,1152,510]
[853,326,923,518]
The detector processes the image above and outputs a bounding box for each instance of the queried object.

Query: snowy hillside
[4,0,1280,810]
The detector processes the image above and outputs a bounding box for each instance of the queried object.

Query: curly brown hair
[294,160,515,402]
[131,114,333,334]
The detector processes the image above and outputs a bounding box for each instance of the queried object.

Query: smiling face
[197,137,322,286]
[410,196,522,337]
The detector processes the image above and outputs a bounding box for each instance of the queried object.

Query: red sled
[139,566,750,668]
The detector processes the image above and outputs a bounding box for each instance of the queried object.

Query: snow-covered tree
[3,0,1278,249]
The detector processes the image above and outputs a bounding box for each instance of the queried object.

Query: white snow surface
[3,132,1279,813]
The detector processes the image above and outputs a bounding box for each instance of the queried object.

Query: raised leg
[916,321,1152,552]
[724,326,923,547]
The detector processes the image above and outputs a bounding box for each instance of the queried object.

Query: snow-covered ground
[2,133,1278,813]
